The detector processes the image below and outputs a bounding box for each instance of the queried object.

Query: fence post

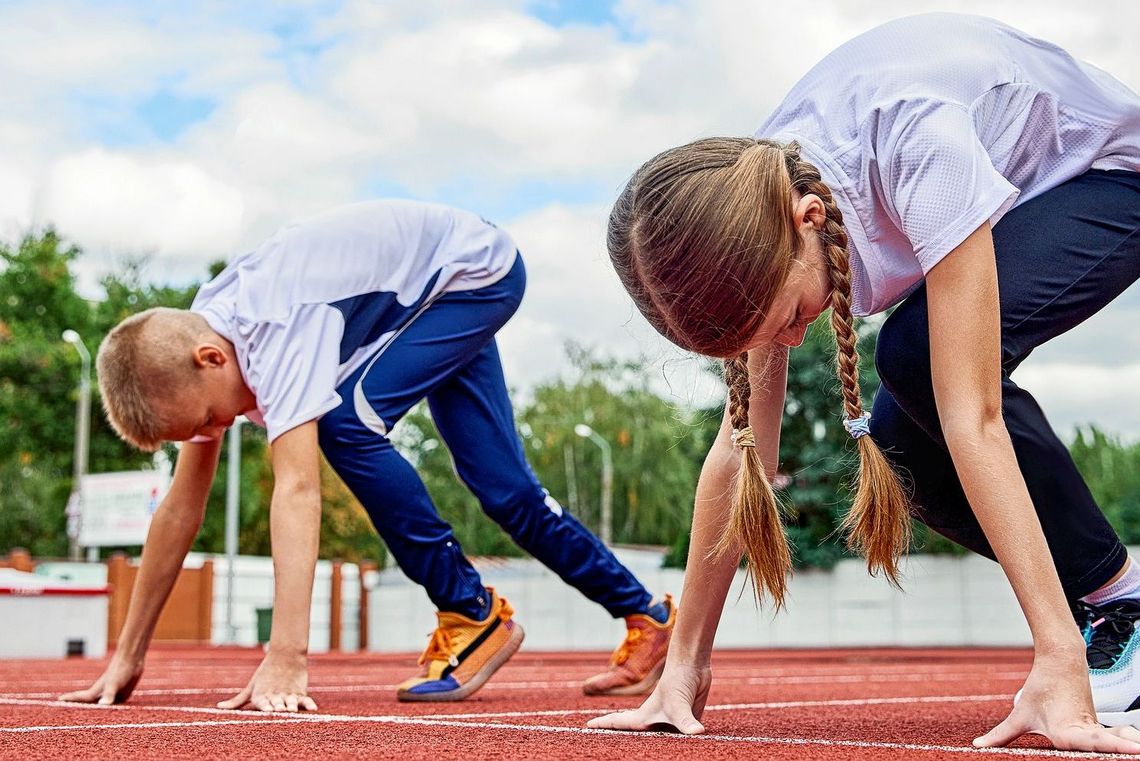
[0,548,34,572]
[198,559,214,643]
[358,560,377,652]
[106,553,131,645]
[329,561,343,652]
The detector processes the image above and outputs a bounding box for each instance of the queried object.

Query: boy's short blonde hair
[96,308,211,452]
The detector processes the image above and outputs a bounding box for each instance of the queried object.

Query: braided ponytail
[717,353,793,607]
[784,144,912,584]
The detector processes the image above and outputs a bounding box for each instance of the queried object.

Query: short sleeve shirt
[757,13,1140,316]
[190,200,518,441]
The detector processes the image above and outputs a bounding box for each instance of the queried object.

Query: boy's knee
[481,485,557,525]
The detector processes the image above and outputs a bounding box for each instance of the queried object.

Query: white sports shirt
[757,13,1140,316]
[190,200,518,442]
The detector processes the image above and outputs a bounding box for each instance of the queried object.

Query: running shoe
[396,587,524,702]
[583,595,675,696]
[1082,599,1140,727]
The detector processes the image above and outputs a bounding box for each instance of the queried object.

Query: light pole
[574,424,613,546]
[62,330,91,562]
[225,416,246,644]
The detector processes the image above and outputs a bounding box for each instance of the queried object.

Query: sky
[1,0,1138,437]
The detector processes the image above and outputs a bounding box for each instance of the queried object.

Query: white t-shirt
[190,200,518,442]
[757,13,1140,316]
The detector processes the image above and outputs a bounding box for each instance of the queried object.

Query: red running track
[0,646,1116,759]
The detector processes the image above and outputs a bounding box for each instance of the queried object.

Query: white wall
[366,548,1034,653]
[46,546,1068,654]
[190,553,361,653]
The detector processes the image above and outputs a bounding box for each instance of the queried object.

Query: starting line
[2,693,1117,759]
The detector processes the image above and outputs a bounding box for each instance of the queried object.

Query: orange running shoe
[396,588,525,702]
[583,594,675,696]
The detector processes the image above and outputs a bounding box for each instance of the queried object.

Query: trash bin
[256,607,273,643]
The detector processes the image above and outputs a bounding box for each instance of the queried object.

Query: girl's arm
[589,347,789,734]
[928,224,1140,753]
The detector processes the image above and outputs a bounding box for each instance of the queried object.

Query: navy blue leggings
[317,256,651,619]
[870,170,1140,599]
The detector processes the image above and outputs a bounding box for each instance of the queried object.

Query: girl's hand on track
[218,648,317,712]
[586,662,711,735]
[974,652,1140,753]
[58,654,144,705]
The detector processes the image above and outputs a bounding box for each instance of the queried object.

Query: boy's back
[190,200,518,441]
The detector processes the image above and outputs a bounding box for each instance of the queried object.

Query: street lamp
[62,329,91,562]
[225,416,246,643]
[574,424,613,546]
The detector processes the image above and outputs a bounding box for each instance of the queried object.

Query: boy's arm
[219,420,322,712]
[59,438,222,704]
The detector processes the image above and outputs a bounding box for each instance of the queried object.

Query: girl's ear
[793,193,827,233]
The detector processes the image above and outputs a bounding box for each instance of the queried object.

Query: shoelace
[1086,603,1140,669]
[418,598,515,668]
[1072,600,1100,640]
[612,627,643,666]
[419,627,458,667]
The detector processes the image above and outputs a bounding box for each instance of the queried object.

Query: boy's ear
[193,343,228,369]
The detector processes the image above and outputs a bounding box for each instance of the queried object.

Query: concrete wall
[30,547,1047,655]
[188,553,361,653]
[366,548,1034,653]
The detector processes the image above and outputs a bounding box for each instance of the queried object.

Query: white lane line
[2,661,1029,688]
[0,693,1007,725]
[374,717,1117,759]
[429,694,1012,720]
[0,718,312,734]
[0,670,1028,699]
[3,694,1097,757]
[0,697,282,719]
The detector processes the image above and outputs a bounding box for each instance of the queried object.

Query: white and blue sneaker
[1078,599,1140,727]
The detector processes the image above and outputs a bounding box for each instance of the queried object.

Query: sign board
[78,470,169,547]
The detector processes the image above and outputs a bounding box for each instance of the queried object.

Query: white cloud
[0,0,1137,432]
[40,148,245,260]
[500,203,726,407]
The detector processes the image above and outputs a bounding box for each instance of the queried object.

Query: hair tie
[731,426,756,448]
[843,413,871,440]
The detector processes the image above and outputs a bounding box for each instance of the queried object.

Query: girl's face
[746,193,834,349]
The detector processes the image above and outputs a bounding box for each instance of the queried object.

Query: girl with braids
[589,13,1140,754]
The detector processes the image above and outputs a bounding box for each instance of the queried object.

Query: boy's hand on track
[58,654,144,705]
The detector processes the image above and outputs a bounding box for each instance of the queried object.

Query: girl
[589,13,1140,754]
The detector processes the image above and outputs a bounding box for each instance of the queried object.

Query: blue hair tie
[843,412,872,440]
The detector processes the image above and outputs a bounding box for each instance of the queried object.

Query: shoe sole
[582,657,666,697]
[396,622,526,703]
[1098,710,1140,728]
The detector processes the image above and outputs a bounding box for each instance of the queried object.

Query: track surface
[0,646,1125,759]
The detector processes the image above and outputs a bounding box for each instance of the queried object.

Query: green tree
[1070,426,1140,543]
[0,231,96,556]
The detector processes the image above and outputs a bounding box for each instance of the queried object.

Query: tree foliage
[2,230,1137,574]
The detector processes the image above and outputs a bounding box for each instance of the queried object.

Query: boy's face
[156,342,257,444]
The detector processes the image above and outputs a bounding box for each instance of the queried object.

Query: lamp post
[62,330,91,562]
[225,416,246,644]
[574,424,612,546]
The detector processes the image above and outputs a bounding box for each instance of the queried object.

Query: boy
[62,200,674,711]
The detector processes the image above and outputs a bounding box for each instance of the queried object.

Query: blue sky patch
[136,90,216,141]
